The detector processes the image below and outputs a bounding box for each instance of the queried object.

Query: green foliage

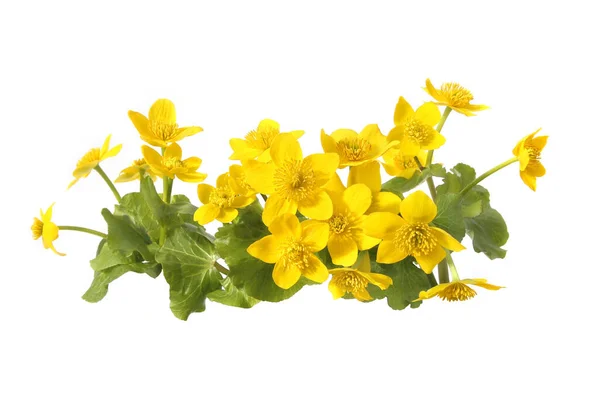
[207,277,260,308]
[465,209,509,259]
[432,193,466,241]
[381,169,431,196]
[101,208,154,261]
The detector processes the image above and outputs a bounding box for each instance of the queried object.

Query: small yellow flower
[244,133,339,226]
[424,78,489,116]
[247,214,330,289]
[128,99,202,148]
[388,97,445,155]
[364,191,465,273]
[345,161,402,214]
[115,158,157,183]
[31,204,65,256]
[321,183,380,266]
[194,173,255,225]
[381,147,427,179]
[142,143,207,183]
[512,129,548,191]
[329,252,392,301]
[228,164,257,197]
[416,278,503,302]
[229,119,304,162]
[68,135,122,189]
[321,124,395,168]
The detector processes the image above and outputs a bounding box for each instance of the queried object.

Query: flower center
[440,82,474,108]
[332,271,369,293]
[281,240,311,271]
[437,282,477,301]
[209,186,235,208]
[31,218,43,240]
[393,223,438,256]
[133,158,148,167]
[329,214,349,234]
[526,146,541,162]
[162,157,183,170]
[149,120,179,142]
[404,118,435,145]
[336,138,372,162]
[274,159,317,201]
[76,148,101,167]
[393,153,420,170]
[245,127,278,150]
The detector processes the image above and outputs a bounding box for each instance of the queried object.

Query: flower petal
[231,195,255,208]
[270,133,302,165]
[327,234,358,266]
[520,170,537,191]
[101,135,111,155]
[149,98,176,124]
[142,145,163,167]
[174,126,202,141]
[244,160,276,194]
[348,160,381,192]
[183,157,202,170]
[197,184,215,204]
[263,194,298,226]
[321,130,338,154]
[343,184,371,216]
[424,79,445,103]
[128,111,151,138]
[115,166,140,183]
[361,271,393,290]
[368,192,402,214]
[431,227,466,252]
[387,126,404,143]
[363,212,406,239]
[302,255,329,284]
[414,245,446,274]
[355,233,380,250]
[331,128,358,142]
[393,96,414,125]
[328,279,346,299]
[217,208,238,223]
[194,203,221,225]
[304,153,339,186]
[272,260,301,289]
[353,287,373,302]
[248,235,282,264]
[258,118,280,134]
[531,134,548,150]
[229,138,263,161]
[165,143,182,160]
[400,190,437,224]
[421,131,446,151]
[177,172,207,182]
[300,220,329,251]
[103,144,122,160]
[268,213,302,238]
[415,102,441,126]
[376,239,408,264]
[297,190,333,221]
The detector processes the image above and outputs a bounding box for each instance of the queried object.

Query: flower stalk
[57,225,107,239]
[459,157,518,197]
[94,166,122,203]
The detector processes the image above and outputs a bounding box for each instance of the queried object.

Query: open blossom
[328,252,392,301]
[142,143,207,183]
[345,161,402,214]
[194,173,255,225]
[115,158,157,183]
[68,135,121,189]
[424,78,489,116]
[512,128,548,191]
[229,119,303,162]
[31,203,65,256]
[388,97,445,155]
[321,124,395,168]
[416,278,503,302]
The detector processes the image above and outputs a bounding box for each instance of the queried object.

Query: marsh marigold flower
[416,278,503,302]
[128,99,202,148]
[68,134,122,189]
[321,124,395,168]
[194,173,255,225]
[344,161,402,214]
[424,78,489,116]
[142,143,207,183]
[244,133,339,225]
[228,164,257,197]
[115,158,157,183]
[364,191,465,273]
[229,119,304,162]
[328,252,392,301]
[381,147,427,179]
[388,97,445,155]
[247,213,330,289]
[31,204,65,256]
[512,128,548,191]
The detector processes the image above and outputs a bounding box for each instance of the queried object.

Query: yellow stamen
[209,186,236,208]
[329,214,349,235]
[336,137,372,162]
[280,240,311,271]
[76,148,101,167]
[437,282,477,301]
[133,158,147,166]
[526,146,541,161]
[149,120,179,142]
[31,218,43,240]
[404,118,435,145]
[162,157,183,170]
[393,153,420,170]
[393,223,438,256]
[245,127,279,150]
[274,160,317,201]
[440,82,474,108]
[331,271,369,294]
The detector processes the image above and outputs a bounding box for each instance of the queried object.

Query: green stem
[94,166,122,203]
[58,225,107,239]
[159,177,173,246]
[437,259,450,284]
[425,106,452,167]
[214,261,230,275]
[445,250,460,281]
[459,157,518,197]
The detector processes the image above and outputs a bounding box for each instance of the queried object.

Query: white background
[1,1,598,399]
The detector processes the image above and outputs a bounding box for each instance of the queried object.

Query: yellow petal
[302,255,329,284]
[216,173,229,188]
[43,203,55,222]
[323,172,346,194]
[229,138,263,161]
[424,79,445,103]
[415,102,441,126]
[183,157,202,171]
[304,153,339,186]
[359,124,387,157]
[115,166,139,183]
[416,283,449,300]
[272,260,301,289]
[431,227,466,252]
[355,252,371,272]
[149,98,176,124]
[348,160,381,192]
[393,96,414,125]
[376,239,408,264]
[248,235,283,264]
[327,234,358,266]
[360,271,393,290]
[400,190,437,224]
[320,130,338,154]
[343,184,371,216]
[331,128,358,142]
[177,172,207,182]
[464,278,504,291]
[531,134,548,151]
[217,208,238,223]
[463,104,490,113]
[256,149,272,163]
[363,212,406,239]
[42,222,59,246]
[244,160,276,194]
[165,143,182,160]
[368,192,402,214]
[289,130,304,140]
[355,232,380,250]
[300,220,329,251]
[520,170,537,191]
[263,194,298,226]
[270,133,302,165]
[174,126,202,141]
[414,245,446,274]
[297,190,333,221]
[142,145,163,167]
[128,111,151,138]
[103,144,122,160]
[197,184,214,204]
[258,118,280,134]
[328,279,346,299]
[421,131,446,151]
[268,213,302,238]
[231,195,255,208]
[194,203,221,225]
[100,135,112,155]
[527,162,546,177]
[387,126,404,143]
[353,287,373,301]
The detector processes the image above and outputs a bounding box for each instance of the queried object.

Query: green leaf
[214,203,309,302]
[437,163,476,195]
[115,192,162,242]
[432,193,466,241]
[207,277,260,308]
[101,208,154,261]
[381,169,431,196]
[429,163,447,178]
[465,208,509,260]
[155,227,222,320]
[90,241,135,271]
[368,257,431,310]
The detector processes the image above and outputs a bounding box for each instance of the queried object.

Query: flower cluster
[32,79,547,320]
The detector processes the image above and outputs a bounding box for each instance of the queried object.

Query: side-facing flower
[115,158,157,183]
[247,214,330,289]
[364,190,465,273]
[321,183,380,266]
[194,173,255,225]
[346,161,402,214]
[381,147,427,179]
[388,97,445,155]
[328,252,392,301]
[416,278,503,302]
[128,99,202,148]
[142,143,207,183]
[321,124,395,168]
[31,204,65,256]
[244,133,339,225]
[424,78,489,116]
[512,128,548,191]
[228,164,257,197]
[229,119,304,162]
[68,135,122,188]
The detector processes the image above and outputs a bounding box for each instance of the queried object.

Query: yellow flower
[142,143,207,183]
[194,173,255,225]
[229,119,304,162]
[416,278,503,302]
[244,133,339,226]
[228,164,257,197]
[364,191,465,273]
[128,99,202,148]
[381,147,427,179]
[328,252,392,301]
[31,204,65,256]
[321,183,380,266]
[345,161,402,214]
[247,213,330,289]
[424,78,489,116]
[68,135,122,188]
[388,97,445,155]
[512,129,548,191]
[321,124,395,168]
[115,158,157,183]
